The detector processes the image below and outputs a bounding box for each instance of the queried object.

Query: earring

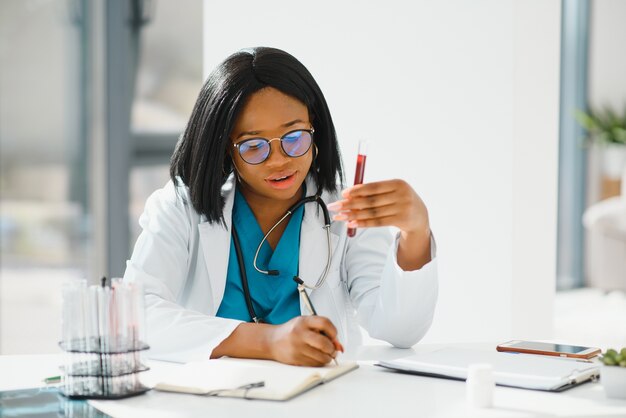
[311,143,321,176]
[231,163,244,184]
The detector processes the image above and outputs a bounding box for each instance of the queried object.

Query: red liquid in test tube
[347,141,367,237]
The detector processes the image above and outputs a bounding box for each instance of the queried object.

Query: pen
[43,375,61,384]
[293,277,342,366]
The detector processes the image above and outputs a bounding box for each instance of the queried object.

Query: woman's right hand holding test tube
[327,179,433,272]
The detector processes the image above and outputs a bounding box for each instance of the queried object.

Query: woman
[124,47,438,366]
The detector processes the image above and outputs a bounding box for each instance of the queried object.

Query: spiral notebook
[154,358,358,401]
[378,348,600,392]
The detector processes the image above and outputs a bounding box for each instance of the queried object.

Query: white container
[602,144,626,179]
[602,365,626,400]
[466,363,494,408]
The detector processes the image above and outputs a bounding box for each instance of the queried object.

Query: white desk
[2,343,625,418]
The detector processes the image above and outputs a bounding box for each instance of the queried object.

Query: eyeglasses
[233,128,314,165]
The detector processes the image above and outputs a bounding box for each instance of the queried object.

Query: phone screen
[508,341,589,354]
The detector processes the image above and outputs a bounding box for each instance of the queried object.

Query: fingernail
[333,213,348,221]
[341,189,351,198]
[347,220,358,228]
[327,201,342,211]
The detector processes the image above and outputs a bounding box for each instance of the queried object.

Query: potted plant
[578,107,626,290]
[576,106,626,186]
[600,347,626,399]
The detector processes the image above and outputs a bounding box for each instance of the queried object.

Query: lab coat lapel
[198,178,235,314]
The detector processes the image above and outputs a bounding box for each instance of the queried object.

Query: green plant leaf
[575,110,599,131]
[613,127,626,144]
[574,106,626,145]
[603,348,626,367]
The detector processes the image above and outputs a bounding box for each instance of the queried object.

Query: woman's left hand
[327,179,432,270]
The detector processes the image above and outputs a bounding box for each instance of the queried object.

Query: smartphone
[496,340,601,359]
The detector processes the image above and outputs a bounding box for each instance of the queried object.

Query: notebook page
[154,359,327,400]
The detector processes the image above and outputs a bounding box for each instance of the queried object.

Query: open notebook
[378,348,600,392]
[154,358,358,401]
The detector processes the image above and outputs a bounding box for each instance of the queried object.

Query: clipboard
[377,347,600,392]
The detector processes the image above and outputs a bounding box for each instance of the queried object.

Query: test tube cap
[357,140,368,155]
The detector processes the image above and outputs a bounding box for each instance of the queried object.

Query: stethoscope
[231,194,332,323]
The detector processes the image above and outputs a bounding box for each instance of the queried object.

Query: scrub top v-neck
[216,189,304,324]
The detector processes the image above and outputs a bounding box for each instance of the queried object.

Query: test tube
[112,279,127,353]
[88,285,99,351]
[132,281,147,349]
[347,140,368,237]
[78,280,92,351]
[61,282,77,350]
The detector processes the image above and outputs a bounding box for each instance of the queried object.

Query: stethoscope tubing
[231,224,260,323]
[231,194,332,323]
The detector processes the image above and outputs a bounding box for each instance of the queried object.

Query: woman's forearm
[210,322,274,360]
[210,316,340,366]
[397,228,431,271]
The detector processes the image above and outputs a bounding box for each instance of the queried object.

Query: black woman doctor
[123,47,438,366]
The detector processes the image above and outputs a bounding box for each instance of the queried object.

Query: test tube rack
[59,278,150,399]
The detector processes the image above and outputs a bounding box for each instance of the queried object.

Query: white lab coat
[124,175,438,363]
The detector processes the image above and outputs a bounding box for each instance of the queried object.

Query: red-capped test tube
[347,140,368,237]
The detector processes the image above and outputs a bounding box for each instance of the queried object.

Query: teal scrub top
[216,189,303,324]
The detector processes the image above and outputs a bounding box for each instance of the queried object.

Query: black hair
[170,47,344,225]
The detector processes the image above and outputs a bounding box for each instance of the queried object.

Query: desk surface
[1,343,625,418]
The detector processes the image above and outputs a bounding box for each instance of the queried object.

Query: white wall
[588,0,626,111]
[586,0,626,204]
[512,1,560,339]
[203,0,560,343]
